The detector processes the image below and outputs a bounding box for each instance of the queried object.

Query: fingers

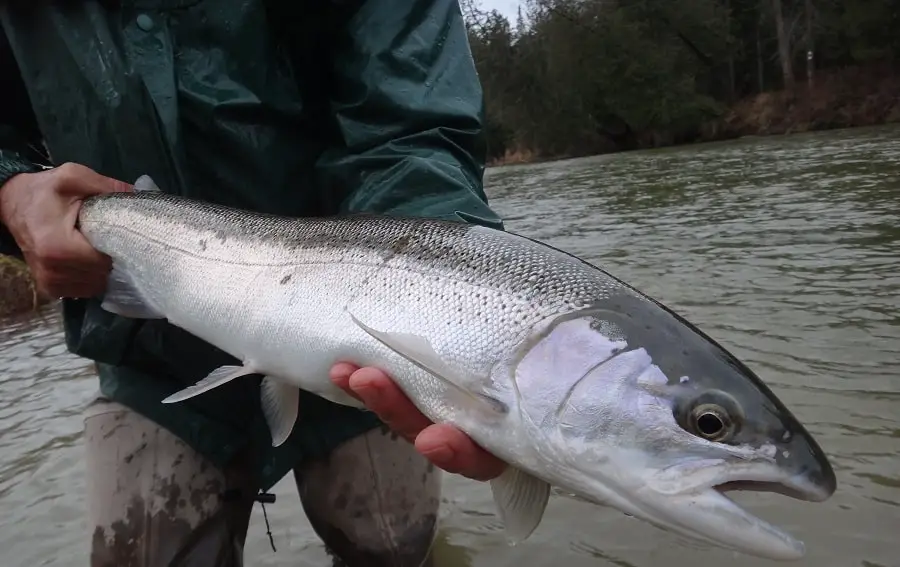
[332,365,432,442]
[30,210,112,298]
[330,362,507,481]
[415,424,507,481]
[28,249,111,298]
[328,362,362,397]
[63,197,114,266]
[50,164,128,297]
[34,272,105,299]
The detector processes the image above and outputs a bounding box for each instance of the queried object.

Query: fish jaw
[637,460,833,560]
[645,486,806,560]
[546,446,831,561]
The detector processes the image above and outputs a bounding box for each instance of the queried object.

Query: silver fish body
[78,183,836,561]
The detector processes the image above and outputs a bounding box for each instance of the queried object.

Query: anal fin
[260,376,299,447]
[162,364,258,404]
[490,466,551,544]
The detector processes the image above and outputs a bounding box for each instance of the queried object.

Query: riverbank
[0,254,49,317]
[489,65,900,167]
[712,64,900,140]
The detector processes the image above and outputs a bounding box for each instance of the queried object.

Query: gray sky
[478,0,522,23]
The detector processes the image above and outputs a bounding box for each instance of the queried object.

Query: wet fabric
[0,0,503,490]
[85,397,442,567]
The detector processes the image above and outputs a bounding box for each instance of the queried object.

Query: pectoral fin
[490,466,551,544]
[100,265,165,319]
[162,364,258,404]
[349,313,508,416]
[260,377,299,447]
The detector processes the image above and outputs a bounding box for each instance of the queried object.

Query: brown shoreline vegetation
[716,65,900,138]
[0,254,51,318]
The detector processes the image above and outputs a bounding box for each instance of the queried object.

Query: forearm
[315,0,503,230]
[325,131,501,226]
[0,28,49,256]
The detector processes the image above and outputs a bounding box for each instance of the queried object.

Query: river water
[1,125,898,567]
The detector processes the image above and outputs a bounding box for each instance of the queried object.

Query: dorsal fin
[133,174,161,192]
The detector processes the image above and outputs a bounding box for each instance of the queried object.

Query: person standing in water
[0,1,506,565]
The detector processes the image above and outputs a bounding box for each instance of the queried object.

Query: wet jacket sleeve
[315,0,504,230]
[0,32,47,258]
[0,149,43,258]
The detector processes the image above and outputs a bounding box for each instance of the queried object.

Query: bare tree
[804,0,815,87]
[771,0,795,91]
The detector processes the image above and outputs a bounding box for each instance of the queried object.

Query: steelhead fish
[77,176,836,561]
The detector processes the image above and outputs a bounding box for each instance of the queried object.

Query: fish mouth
[563,467,832,561]
[679,473,835,561]
[715,473,835,503]
[631,465,835,562]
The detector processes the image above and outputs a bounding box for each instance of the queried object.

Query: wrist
[0,156,42,226]
[0,173,26,228]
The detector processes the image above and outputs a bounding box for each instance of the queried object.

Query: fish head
[511,292,836,560]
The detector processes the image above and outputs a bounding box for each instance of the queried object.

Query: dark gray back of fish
[81,191,626,312]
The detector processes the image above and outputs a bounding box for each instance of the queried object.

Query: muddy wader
[0,0,503,565]
[84,399,441,566]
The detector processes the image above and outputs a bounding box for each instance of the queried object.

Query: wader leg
[84,397,258,567]
[295,425,441,567]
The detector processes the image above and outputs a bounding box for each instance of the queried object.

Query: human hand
[330,362,507,481]
[0,162,132,298]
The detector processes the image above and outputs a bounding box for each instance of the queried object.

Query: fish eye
[675,390,743,443]
[690,404,734,441]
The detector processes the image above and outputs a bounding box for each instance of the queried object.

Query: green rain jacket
[0,0,503,490]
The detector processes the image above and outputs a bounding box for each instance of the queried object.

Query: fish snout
[777,425,837,502]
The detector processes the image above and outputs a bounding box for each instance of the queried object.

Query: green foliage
[463,0,898,160]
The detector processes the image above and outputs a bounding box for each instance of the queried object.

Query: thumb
[81,173,133,196]
[55,163,133,198]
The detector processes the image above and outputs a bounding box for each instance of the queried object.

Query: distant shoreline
[488,65,900,168]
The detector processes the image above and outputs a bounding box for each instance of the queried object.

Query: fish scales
[79,191,625,427]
